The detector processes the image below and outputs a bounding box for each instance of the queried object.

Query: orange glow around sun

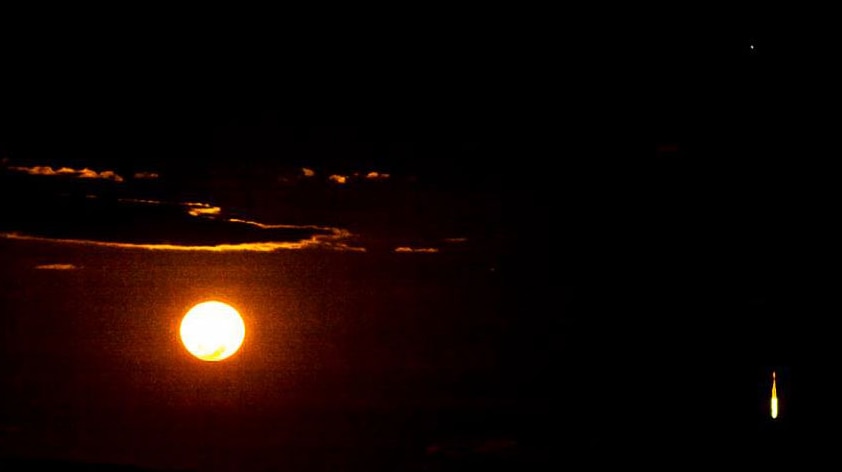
[180,301,246,361]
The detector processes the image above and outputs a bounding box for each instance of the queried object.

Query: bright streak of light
[1,231,367,252]
[771,371,778,419]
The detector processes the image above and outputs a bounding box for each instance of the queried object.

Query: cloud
[394,246,440,253]
[10,165,56,175]
[98,170,124,182]
[302,167,315,177]
[77,168,100,179]
[5,232,365,253]
[9,165,124,182]
[34,263,79,270]
[443,237,468,243]
[0,197,367,253]
[328,174,348,184]
[365,171,391,180]
[185,202,222,217]
[133,171,160,179]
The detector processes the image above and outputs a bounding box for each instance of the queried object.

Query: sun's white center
[180,301,245,361]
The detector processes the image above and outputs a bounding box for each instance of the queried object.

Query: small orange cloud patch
[394,247,439,253]
[365,171,390,180]
[133,171,160,179]
[34,263,79,270]
[185,203,222,217]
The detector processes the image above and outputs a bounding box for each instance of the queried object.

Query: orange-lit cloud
[133,171,160,179]
[121,198,223,218]
[34,263,79,270]
[2,196,368,253]
[365,171,391,180]
[394,246,440,253]
[9,165,124,182]
[443,237,468,243]
[3,232,365,253]
[10,165,56,175]
[99,170,123,182]
[227,218,342,232]
[185,202,222,217]
[302,167,315,177]
[78,168,101,179]
[328,174,348,184]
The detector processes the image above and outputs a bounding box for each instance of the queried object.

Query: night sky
[1,15,838,469]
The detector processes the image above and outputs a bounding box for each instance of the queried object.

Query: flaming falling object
[771,371,778,419]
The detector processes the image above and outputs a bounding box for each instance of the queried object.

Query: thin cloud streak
[227,218,345,233]
[133,171,160,179]
[119,200,340,233]
[3,195,366,251]
[34,263,80,270]
[117,198,166,205]
[3,232,366,253]
[394,247,440,253]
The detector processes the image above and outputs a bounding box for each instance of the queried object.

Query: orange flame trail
[771,371,778,419]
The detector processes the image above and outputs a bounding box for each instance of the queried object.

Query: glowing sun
[180,301,246,361]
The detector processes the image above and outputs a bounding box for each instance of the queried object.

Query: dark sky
[2,19,833,266]
[2,16,832,242]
